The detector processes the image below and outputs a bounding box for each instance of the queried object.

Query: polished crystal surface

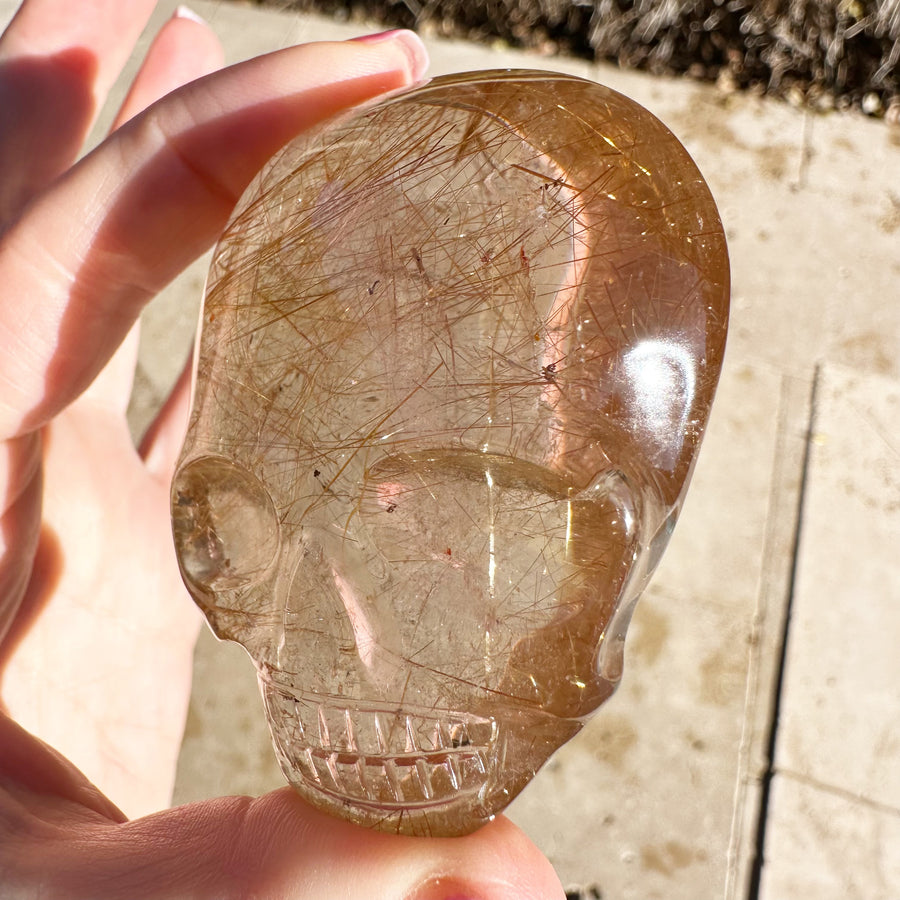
[171,70,729,836]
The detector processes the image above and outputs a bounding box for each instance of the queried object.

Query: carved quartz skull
[171,71,729,836]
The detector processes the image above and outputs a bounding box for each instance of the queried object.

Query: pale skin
[0,2,565,897]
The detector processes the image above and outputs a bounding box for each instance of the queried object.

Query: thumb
[6,791,565,900]
[0,716,564,900]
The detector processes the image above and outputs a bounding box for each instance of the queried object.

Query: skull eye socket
[172,455,279,592]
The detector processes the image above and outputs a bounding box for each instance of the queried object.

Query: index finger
[0,0,158,222]
[0,33,429,440]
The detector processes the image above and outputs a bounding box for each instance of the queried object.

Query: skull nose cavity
[262,678,499,810]
[172,455,279,592]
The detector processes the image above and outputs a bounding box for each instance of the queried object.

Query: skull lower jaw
[260,671,580,836]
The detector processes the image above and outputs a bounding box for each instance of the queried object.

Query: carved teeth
[303,747,320,783]
[344,709,358,753]
[384,759,404,802]
[325,753,341,790]
[374,713,387,754]
[447,753,462,789]
[317,707,331,748]
[415,758,434,800]
[265,686,499,809]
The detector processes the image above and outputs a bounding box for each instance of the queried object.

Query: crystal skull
[171,70,729,836]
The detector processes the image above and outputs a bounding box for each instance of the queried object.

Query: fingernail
[412,893,481,900]
[350,29,429,82]
[408,878,484,900]
[350,28,408,44]
[174,5,207,25]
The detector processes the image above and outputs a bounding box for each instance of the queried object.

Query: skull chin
[259,666,580,836]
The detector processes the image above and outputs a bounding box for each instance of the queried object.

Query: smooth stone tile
[759,773,900,900]
[639,363,812,899]
[775,364,900,810]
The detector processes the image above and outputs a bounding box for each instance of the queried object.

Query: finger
[235,791,564,900]
[0,32,429,441]
[137,355,193,479]
[77,326,141,417]
[0,0,157,222]
[2,774,565,900]
[0,432,42,646]
[82,8,224,415]
[110,6,224,131]
[0,712,127,823]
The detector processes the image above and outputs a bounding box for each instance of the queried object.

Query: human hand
[0,2,565,897]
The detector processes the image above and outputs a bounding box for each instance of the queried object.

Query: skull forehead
[208,101,582,469]
[196,75,728,505]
